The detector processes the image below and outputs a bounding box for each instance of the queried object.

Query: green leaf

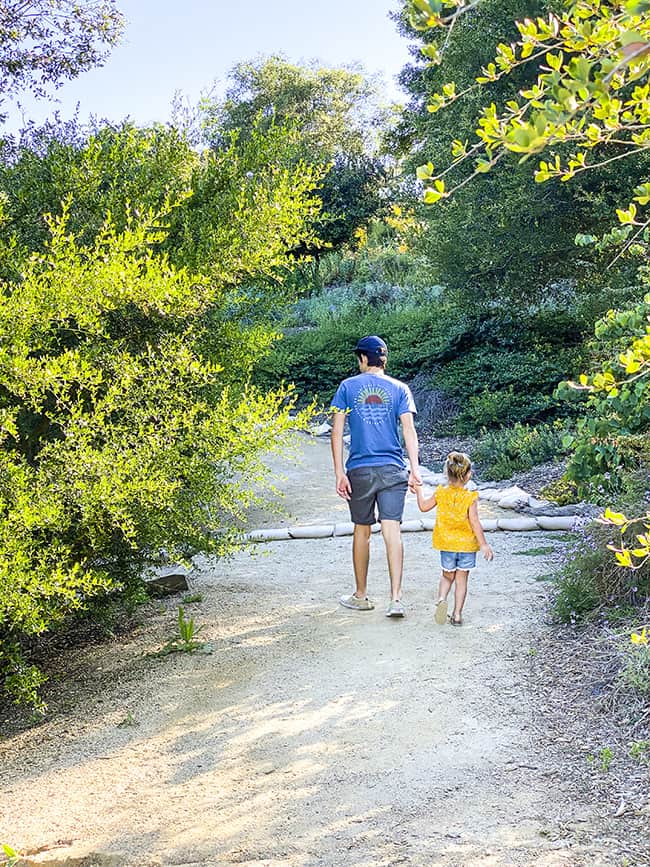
[423,187,443,204]
[545,52,563,71]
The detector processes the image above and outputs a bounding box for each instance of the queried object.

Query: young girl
[412,452,493,625]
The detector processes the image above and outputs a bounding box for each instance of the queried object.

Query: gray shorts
[347,464,409,525]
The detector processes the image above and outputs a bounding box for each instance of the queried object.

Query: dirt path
[0,437,617,866]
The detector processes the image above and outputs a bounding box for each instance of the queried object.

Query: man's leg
[380,519,403,601]
[352,523,372,598]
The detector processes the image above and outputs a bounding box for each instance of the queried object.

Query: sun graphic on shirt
[355,385,392,424]
[357,385,390,406]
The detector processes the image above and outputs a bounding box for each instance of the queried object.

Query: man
[330,335,421,617]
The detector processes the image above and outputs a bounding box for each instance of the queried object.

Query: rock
[288,525,334,539]
[420,470,446,486]
[530,502,598,518]
[478,488,503,502]
[311,422,331,437]
[466,479,478,491]
[333,522,355,536]
[245,528,292,542]
[421,518,435,531]
[528,496,553,511]
[497,486,531,509]
[145,565,191,595]
[497,517,540,532]
[371,522,382,533]
[536,515,577,531]
[400,519,424,532]
[481,519,498,532]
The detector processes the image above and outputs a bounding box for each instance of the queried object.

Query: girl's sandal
[434,599,448,625]
[448,615,463,626]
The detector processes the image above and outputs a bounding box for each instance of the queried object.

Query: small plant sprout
[152,606,205,657]
[182,593,203,604]
[513,546,555,557]
[176,606,203,650]
[2,844,19,867]
[599,747,614,772]
[629,740,650,763]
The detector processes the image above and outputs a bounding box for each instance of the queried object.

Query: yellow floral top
[432,485,480,553]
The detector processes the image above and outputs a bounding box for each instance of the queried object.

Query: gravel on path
[0,436,636,867]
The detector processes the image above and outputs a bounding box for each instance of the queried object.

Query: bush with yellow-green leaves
[0,204,312,709]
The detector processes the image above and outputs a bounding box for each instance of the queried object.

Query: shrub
[619,641,650,697]
[541,475,580,505]
[289,281,442,328]
[559,293,650,501]
[432,346,580,433]
[258,288,589,436]
[553,541,602,624]
[453,387,557,434]
[255,301,460,403]
[552,522,650,623]
[472,421,569,480]
[0,211,309,707]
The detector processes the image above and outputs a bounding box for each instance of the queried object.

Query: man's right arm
[331,410,351,500]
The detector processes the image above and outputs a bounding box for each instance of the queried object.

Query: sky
[5,0,417,134]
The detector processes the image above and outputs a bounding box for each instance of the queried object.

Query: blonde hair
[446,451,472,482]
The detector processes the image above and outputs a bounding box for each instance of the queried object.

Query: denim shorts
[347,464,409,524]
[440,550,477,571]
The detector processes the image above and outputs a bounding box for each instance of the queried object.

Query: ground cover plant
[471,420,570,480]
[265,278,593,440]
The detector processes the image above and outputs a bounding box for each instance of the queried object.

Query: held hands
[408,469,422,492]
[481,543,494,562]
[335,473,352,501]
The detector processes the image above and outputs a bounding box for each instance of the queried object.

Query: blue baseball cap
[354,335,387,355]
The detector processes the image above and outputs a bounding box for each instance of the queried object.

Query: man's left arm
[400,412,421,487]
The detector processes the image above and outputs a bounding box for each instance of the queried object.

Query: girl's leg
[437,569,455,602]
[452,570,469,622]
[435,569,455,624]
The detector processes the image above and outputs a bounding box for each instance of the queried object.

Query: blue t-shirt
[331,373,417,471]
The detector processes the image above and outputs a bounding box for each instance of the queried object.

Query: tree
[0,0,124,117]
[392,0,648,300]
[201,55,381,158]
[0,117,324,308]
[407,0,650,223]
[200,56,389,253]
[0,118,195,261]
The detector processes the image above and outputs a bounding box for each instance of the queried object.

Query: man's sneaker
[386,599,405,617]
[339,593,374,611]
[434,598,448,625]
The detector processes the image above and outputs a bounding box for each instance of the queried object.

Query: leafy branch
[409,0,650,233]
